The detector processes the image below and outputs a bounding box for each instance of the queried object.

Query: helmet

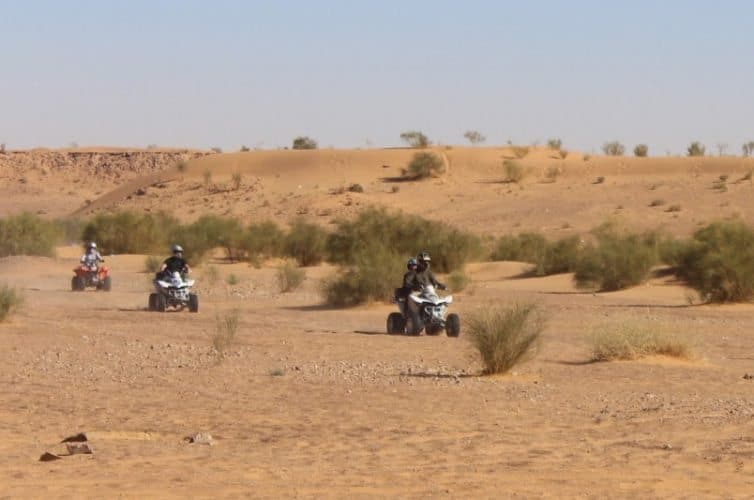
[406,257,418,270]
[417,251,431,263]
[172,244,184,254]
[88,242,97,249]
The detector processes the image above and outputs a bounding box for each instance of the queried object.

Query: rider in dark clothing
[415,251,446,290]
[402,258,421,293]
[158,244,190,279]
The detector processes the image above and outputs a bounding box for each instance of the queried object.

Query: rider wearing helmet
[80,242,104,269]
[402,257,421,292]
[159,244,191,278]
[415,251,446,290]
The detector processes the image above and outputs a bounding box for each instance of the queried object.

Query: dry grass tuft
[0,284,23,322]
[466,304,546,375]
[277,260,305,292]
[211,309,240,358]
[589,320,697,361]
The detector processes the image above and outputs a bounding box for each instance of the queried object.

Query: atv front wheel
[188,293,199,313]
[148,293,158,311]
[155,293,167,312]
[386,312,405,334]
[74,276,86,291]
[426,324,443,336]
[446,313,461,337]
[71,276,79,291]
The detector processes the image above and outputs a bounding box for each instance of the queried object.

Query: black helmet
[417,251,431,263]
[407,257,418,270]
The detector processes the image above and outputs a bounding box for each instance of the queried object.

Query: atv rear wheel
[148,293,158,311]
[71,276,78,291]
[188,293,199,313]
[446,313,461,337]
[102,276,112,292]
[74,276,86,291]
[386,312,405,334]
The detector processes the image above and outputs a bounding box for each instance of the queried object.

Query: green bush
[491,233,582,276]
[82,211,177,255]
[403,152,445,180]
[0,213,61,257]
[322,247,404,307]
[547,138,562,150]
[326,207,481,273]
[574,228,656,291]
[675,221,754,302]
[292,136,318,150]
[589,320,696,361]
[240,221,285,261]
[634,144,649,157]
[0,284,23,322]
[602,141,625,156]
[277,260,306,292]
[687,141,706,157]
[172,214,244,263]
[466,303,546,375]
[464,130,486,145]
[400,131,430,148]
[284,220,328,266]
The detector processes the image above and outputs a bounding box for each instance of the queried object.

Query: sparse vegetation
[292,136,318,150]
[574,225,657,291]
[400,131,430,148]
[323,246,404,307]
[211,309,240,358]
[687,141,706,157]
[594,176,605,184]
[226,273,240,286]
[240,221,285,262]
[176,160,188,173]
[633,144,649,157]
[231,172,242,190]
[649,199,665,207]
[403,152,445,180]
[544,165,561,182]
[464,130,486,145]
[666,204,682,213]
[742,141,754,157]
[716,143,729,156]
[511,146,530,159]
[448,269,471,292]
[0,284,23,322]
[211,147,223,154]
[674,221,754,302]
[203,265,220,286]
[284,220,329,266]
[492,233,582,276]
[269,368,285,377]
[602,141,625,156]
[203,169,212,186]
[589,320,695,361]
[466,303,546,375]
[0,213,62,257]
[240,145,250,152]
[144,255,162,273]
[547,138,563,150]
[583,154,592,162]
[277,260,305,292]
[503,160,525,183]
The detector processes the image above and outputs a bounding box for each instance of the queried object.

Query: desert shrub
[144,255,162,273]
[634,144,649,157]
[574,228,656,291]
[240,145,250,152]
[511,146,530,158]
[211,147,223,154]
[284,220,328,266]
[464,130,486,145]
[226,273,240,286]
[466,303,545,375]
[547,138,562,150]
[348,183,364,193]
[0,284,23,322]
[0,213,62,257]
[491,233,581,276]
[400,131,430,148]
[503,160,525,183]
[231,172,242,190]
[174,214,245,262]
[675,221,754,302]
[203,265,220,286]
[55,217,86,245]
[687,141,706,157]
[211,309,240,358]
[203,169,212,186]
[176,160,188,173]
[589,320,695,361]
[583,154,592,162]
[544,165,561,182]
[326,207,481,273]
[277,260,305,292]
[602,141,625,156]
[448,269,471,292]
[82,211,176,255]
[649,199,665,207]
[558,149,569,159]
[742,141,754,157]
[403,152,445,180]
[322,247,404,307]
[240,221,285,262]
[292,136,318,150]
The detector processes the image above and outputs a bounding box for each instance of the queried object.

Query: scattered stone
[744,373,753,380]
[135,188,147,196]
[39,452,62,462]
[348,183,364,193]
[66,442,94,455]
[185,433,214,445]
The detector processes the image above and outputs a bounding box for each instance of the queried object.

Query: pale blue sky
[1,0,752,153]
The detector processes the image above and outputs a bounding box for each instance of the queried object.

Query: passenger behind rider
[80,242,104,269]
[415,251,446,291]
[158,244,191,280]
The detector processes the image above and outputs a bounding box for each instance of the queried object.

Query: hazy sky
[2,0,753,153]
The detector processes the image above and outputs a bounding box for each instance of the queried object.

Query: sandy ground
[0,148,753,498]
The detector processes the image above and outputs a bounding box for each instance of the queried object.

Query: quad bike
[71,264,111,291]
[387,285,460,337]
[149,271,198,312]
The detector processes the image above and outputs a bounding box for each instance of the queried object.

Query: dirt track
[1,250,752,498]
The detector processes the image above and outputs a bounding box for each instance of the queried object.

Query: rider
[159,244,191,279]
[415,251,446,290]
[80,242,104,269]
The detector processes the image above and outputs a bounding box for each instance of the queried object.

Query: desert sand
[0,147,752,498]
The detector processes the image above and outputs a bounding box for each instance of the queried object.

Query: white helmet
[172,244,184,254]
[88,242,97,249]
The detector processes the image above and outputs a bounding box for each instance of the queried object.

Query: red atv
[71,264,112,292]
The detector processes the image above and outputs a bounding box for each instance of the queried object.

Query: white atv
[387,285,460,336]
[149,271,198,312]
